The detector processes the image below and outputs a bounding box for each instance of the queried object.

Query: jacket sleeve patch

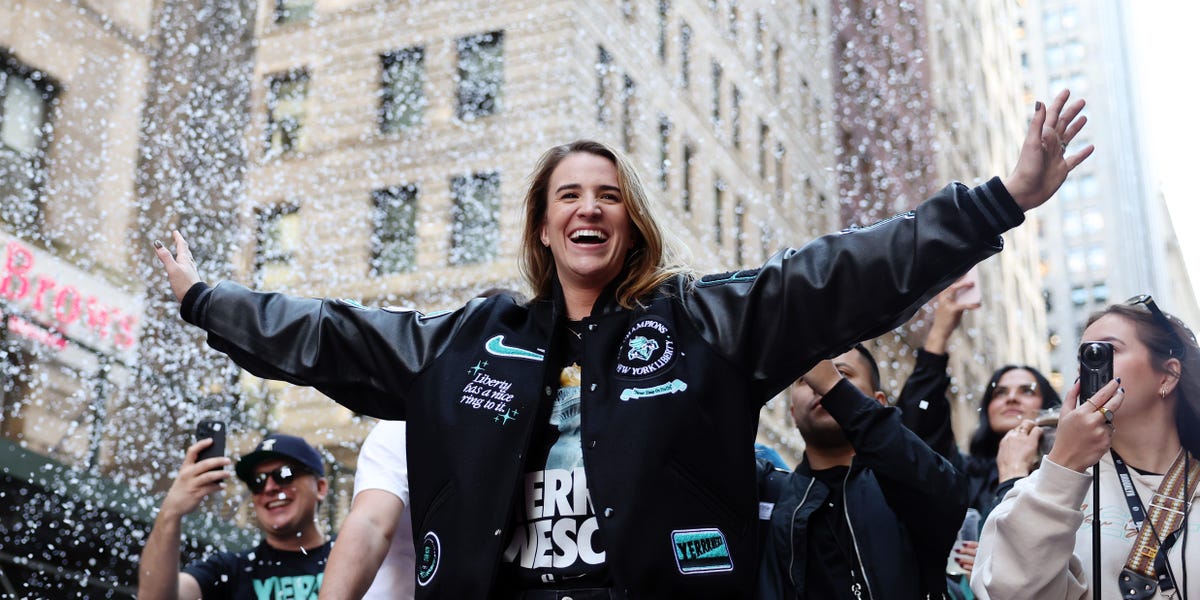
[695,269,760,288]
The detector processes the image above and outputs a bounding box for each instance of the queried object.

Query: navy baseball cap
[235,433,325,484]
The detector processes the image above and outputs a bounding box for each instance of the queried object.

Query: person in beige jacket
[972,299,1200,600]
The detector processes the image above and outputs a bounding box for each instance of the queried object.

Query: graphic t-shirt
[500,324,608,589]
[183,539,332,600]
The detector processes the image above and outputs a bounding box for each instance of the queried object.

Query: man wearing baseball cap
[138,433,332,600]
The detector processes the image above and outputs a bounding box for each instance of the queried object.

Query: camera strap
[1112,449,1198,599]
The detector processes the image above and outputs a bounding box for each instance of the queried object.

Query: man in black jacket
[758,345,967,600]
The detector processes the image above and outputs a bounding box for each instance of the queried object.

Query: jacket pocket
[667,458,742,529]
[417,479,455,534]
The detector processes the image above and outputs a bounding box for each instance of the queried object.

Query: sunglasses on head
[247,464,309,494]
[1125,294,1192,358]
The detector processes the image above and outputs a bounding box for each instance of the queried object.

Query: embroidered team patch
[671,528,734,574]
[619,379,687,401]
[417,531,441,586]
[615,318,676,378]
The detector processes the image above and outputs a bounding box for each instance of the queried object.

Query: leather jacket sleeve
[180,281,491,419]
[678,177,1022,399]
[821,378,968,567]
[896,349,961,463]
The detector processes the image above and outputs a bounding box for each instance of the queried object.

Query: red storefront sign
[0,236,142,359]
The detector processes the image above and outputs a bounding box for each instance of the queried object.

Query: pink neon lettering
[31,275,56,312]
[1,242,33,301]
[53,286,82,325]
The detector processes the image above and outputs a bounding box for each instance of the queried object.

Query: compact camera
[1078,341,1114,403]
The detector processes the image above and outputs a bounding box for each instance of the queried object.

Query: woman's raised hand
[1001,89,1094,212]
[153,230,202,303]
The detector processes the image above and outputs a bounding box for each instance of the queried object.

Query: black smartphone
[1078,341,1114,404]
[195,420,226,466]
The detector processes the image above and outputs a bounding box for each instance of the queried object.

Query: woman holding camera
[972,298,1200,599]
[899,282,1063,519]
[897,284,1062,586]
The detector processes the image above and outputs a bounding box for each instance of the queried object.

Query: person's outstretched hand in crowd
[924,278,981,356]
[1002,88,1094,212]
[153,230,202,303]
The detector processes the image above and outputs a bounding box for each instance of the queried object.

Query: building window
[1083,207,1104,234]
[682,142,694,212]
[265,69,309,156]
[657,0,670,63]
[456,31,504,121]
[714,178,725,245]
[1070,286,1087,307]
[1067,248,1086,275]
[758,119,769,179]
[1065,41,1085,61]
[1086,246,1106,271]
[679,21,692,90]
[274,0,314,24]
[727,0,739,38]
[596,46,613,125]
[711,61,722,129]
[255,203,301,289]
[380,47,426,133]
[774,142,785,203]
[754,13,765,73]
[0,52,56,231]
[1079,174,1098,199]
[771,41,782,95]
[1063,211,1082,237]
[730,86,741,149]
[658,114,671,191]
[734,196,746,265]
[450,172,500,265]
[621,74,636,154]
[1046,45,1066,68]
[758,222,772,262]
[1056,179,1079,204]
[370,185,418,275]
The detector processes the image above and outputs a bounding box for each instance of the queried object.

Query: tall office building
[808,0,1047,450]
[1024,0,1188,383]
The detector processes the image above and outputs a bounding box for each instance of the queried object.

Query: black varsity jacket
[179,177,1021,598]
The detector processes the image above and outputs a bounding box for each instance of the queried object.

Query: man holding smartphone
[137,432,332,600]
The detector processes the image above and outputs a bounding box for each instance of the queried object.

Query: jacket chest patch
[671,528,734,574]
[615,318,677,379]
[459,360,521,426]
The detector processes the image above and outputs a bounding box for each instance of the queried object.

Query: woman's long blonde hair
[518,140,689,308]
